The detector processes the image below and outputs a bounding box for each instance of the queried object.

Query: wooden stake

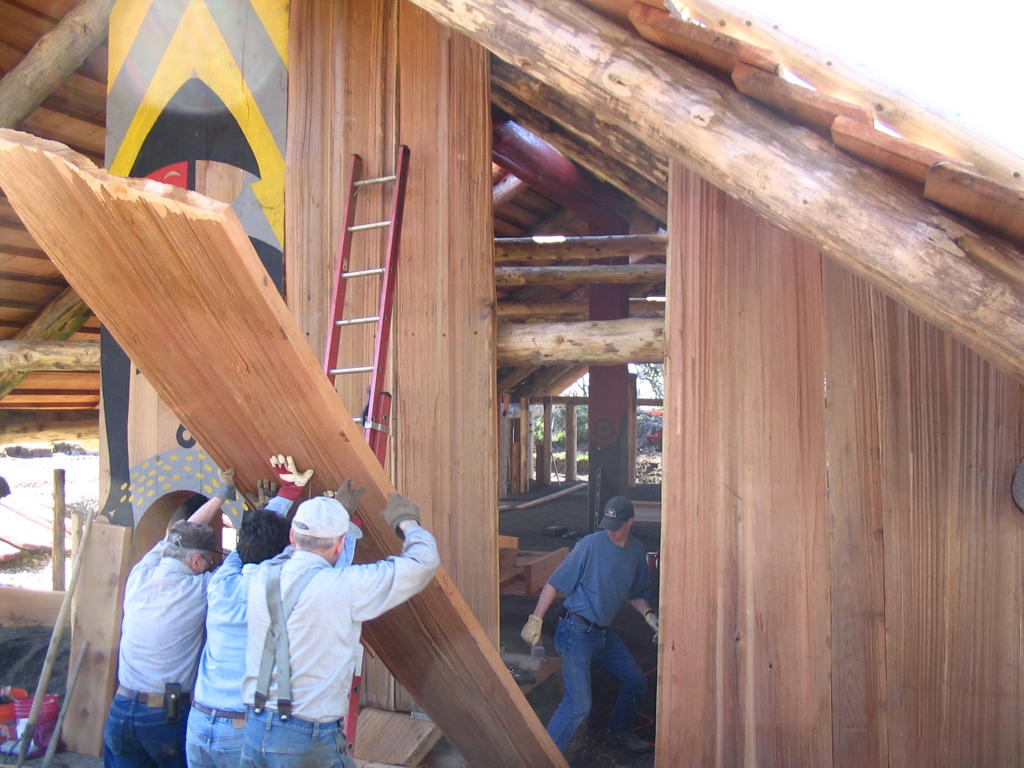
[52,469,65,591]
[540,397,553,486]
[17,511,94,767]
[565,404,577,482]
[519,397,532,493]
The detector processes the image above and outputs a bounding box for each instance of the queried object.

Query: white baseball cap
[291,496,363,539]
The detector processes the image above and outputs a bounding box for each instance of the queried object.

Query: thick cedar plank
[353,708,441,766]
[867,278,1024,765]
[819,260,888,766]
[628,1,779,75]
[523,547,568,595]
[658,164,831,767]
[63,522,131,756]
[732,62,872,135]
[0,131,565,768]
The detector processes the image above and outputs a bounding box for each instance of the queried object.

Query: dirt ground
[499,481,662,768]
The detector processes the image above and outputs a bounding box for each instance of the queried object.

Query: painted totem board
[102,0,288,526]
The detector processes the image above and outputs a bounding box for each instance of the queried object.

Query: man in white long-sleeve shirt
[240,492,439,768]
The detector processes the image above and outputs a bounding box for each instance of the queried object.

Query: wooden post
[519,397,531,493]
[70,512,83,565]
[51,469,65,591]
[540,396,553,486]
[627,373,637,489]
[565,404,577,482]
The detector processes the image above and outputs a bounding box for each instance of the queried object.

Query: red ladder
[324,146,410,466]
[324,147,409,756]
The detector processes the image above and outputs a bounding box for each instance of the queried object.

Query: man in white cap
[241,491,439,768]
[520,495,658,755]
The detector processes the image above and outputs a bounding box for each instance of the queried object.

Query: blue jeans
[185,707,246,768]
[104,694,188,768]
[546,617,649,753]
[241,707,354,768]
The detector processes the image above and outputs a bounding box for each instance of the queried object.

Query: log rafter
[407,0,1024,384]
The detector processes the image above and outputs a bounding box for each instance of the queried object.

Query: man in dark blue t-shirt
[521,496,658,754]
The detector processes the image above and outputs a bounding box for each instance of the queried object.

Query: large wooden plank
[393,0,499,651]
[863,275,1024,765]
[658,164,831,767]
[0,130,564,768]
[63,521,131,757]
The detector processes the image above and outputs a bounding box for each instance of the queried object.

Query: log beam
[496,264,666,287]
[0,288,92,399]
[491,63,667,221]
[498,300,664,319]
[0,340,99,373]
[495,234,666,263]
[493,173,528,208]
[490,58,668,213]
[497,318,664,365]
[0,0,113,129]
[0,409,98,444]
[492,112,631,228]
[406,0,1024,384]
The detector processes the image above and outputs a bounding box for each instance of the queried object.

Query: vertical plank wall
[287,0,497,711]
[658,165,832,768]
[822,260,1024,766]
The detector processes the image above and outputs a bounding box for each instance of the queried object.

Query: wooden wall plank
[819,259,888,767]
[0,131,563,768]
[657,163,831,768]
[861,275,1024,766]
[393,0,498,647]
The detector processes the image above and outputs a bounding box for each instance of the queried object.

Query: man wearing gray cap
[521,495,658,755]
[104,470,236,768]
[241,491,439,768]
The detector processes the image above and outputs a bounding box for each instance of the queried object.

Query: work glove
[215,468,236,500]
[644,610,660,643]
[381,492,421,536]
[323,478,366,513]
[521,615,543,647]
[245,479,279,511]
[270,455,314,501]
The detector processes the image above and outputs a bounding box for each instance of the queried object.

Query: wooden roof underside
[2,0,1024,420]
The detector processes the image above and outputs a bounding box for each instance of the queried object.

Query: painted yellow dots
[120,495,127,502]
[171,455,179,461]
[184,466,192,472]
[120,482,128,490]
[204,464,213,472]
[148,490,155,497]
[162,484,171,490]
[172,475,181,481]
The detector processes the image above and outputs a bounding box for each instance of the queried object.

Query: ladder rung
[336,316,380,327]
[342,268,385,279]
[353,175,397,188]
[330,366,374,375]
[349,221,391,232]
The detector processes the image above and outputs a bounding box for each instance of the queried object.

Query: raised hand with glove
[215,467,236,500]
[245,479,280,512]
[322,478,366,513]
[270,454,314,501]
[380,492,421,536]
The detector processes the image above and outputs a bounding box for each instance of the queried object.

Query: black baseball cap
[598,496,635,531]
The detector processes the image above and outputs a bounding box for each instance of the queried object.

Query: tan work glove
[644,610,660,643]
[521,614,543,647]
[381,492,421,535]
[245,479,279,511]
[270,455,314,501]
[215,468,236,500]
[323,478,366,513]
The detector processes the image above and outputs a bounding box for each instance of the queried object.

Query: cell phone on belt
[164,683,183,722]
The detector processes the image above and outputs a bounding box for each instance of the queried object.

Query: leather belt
[192,702,246,721]
[559,609,607,630]
[116,686,191,708]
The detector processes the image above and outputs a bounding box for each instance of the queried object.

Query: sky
[690,0,1024,158]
